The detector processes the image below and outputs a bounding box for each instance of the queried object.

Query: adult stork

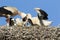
[26,13,52,26]
[0,6,26,26]
[34,8,48,26]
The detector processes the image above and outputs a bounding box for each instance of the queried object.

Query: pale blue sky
[0,0,60,26]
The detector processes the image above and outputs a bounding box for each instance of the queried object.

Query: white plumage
[4,6,18,14]
[19,12,27,18]
[15,18,23,26]
[26,13,52,26]
[15,18,27,27]
[42,20,52,26]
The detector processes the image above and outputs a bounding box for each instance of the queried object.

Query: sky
[0,0,60,26]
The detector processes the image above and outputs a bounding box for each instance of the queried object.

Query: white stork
[0,6,27,26]
[34,8,49,26]
[26,13,52,26]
